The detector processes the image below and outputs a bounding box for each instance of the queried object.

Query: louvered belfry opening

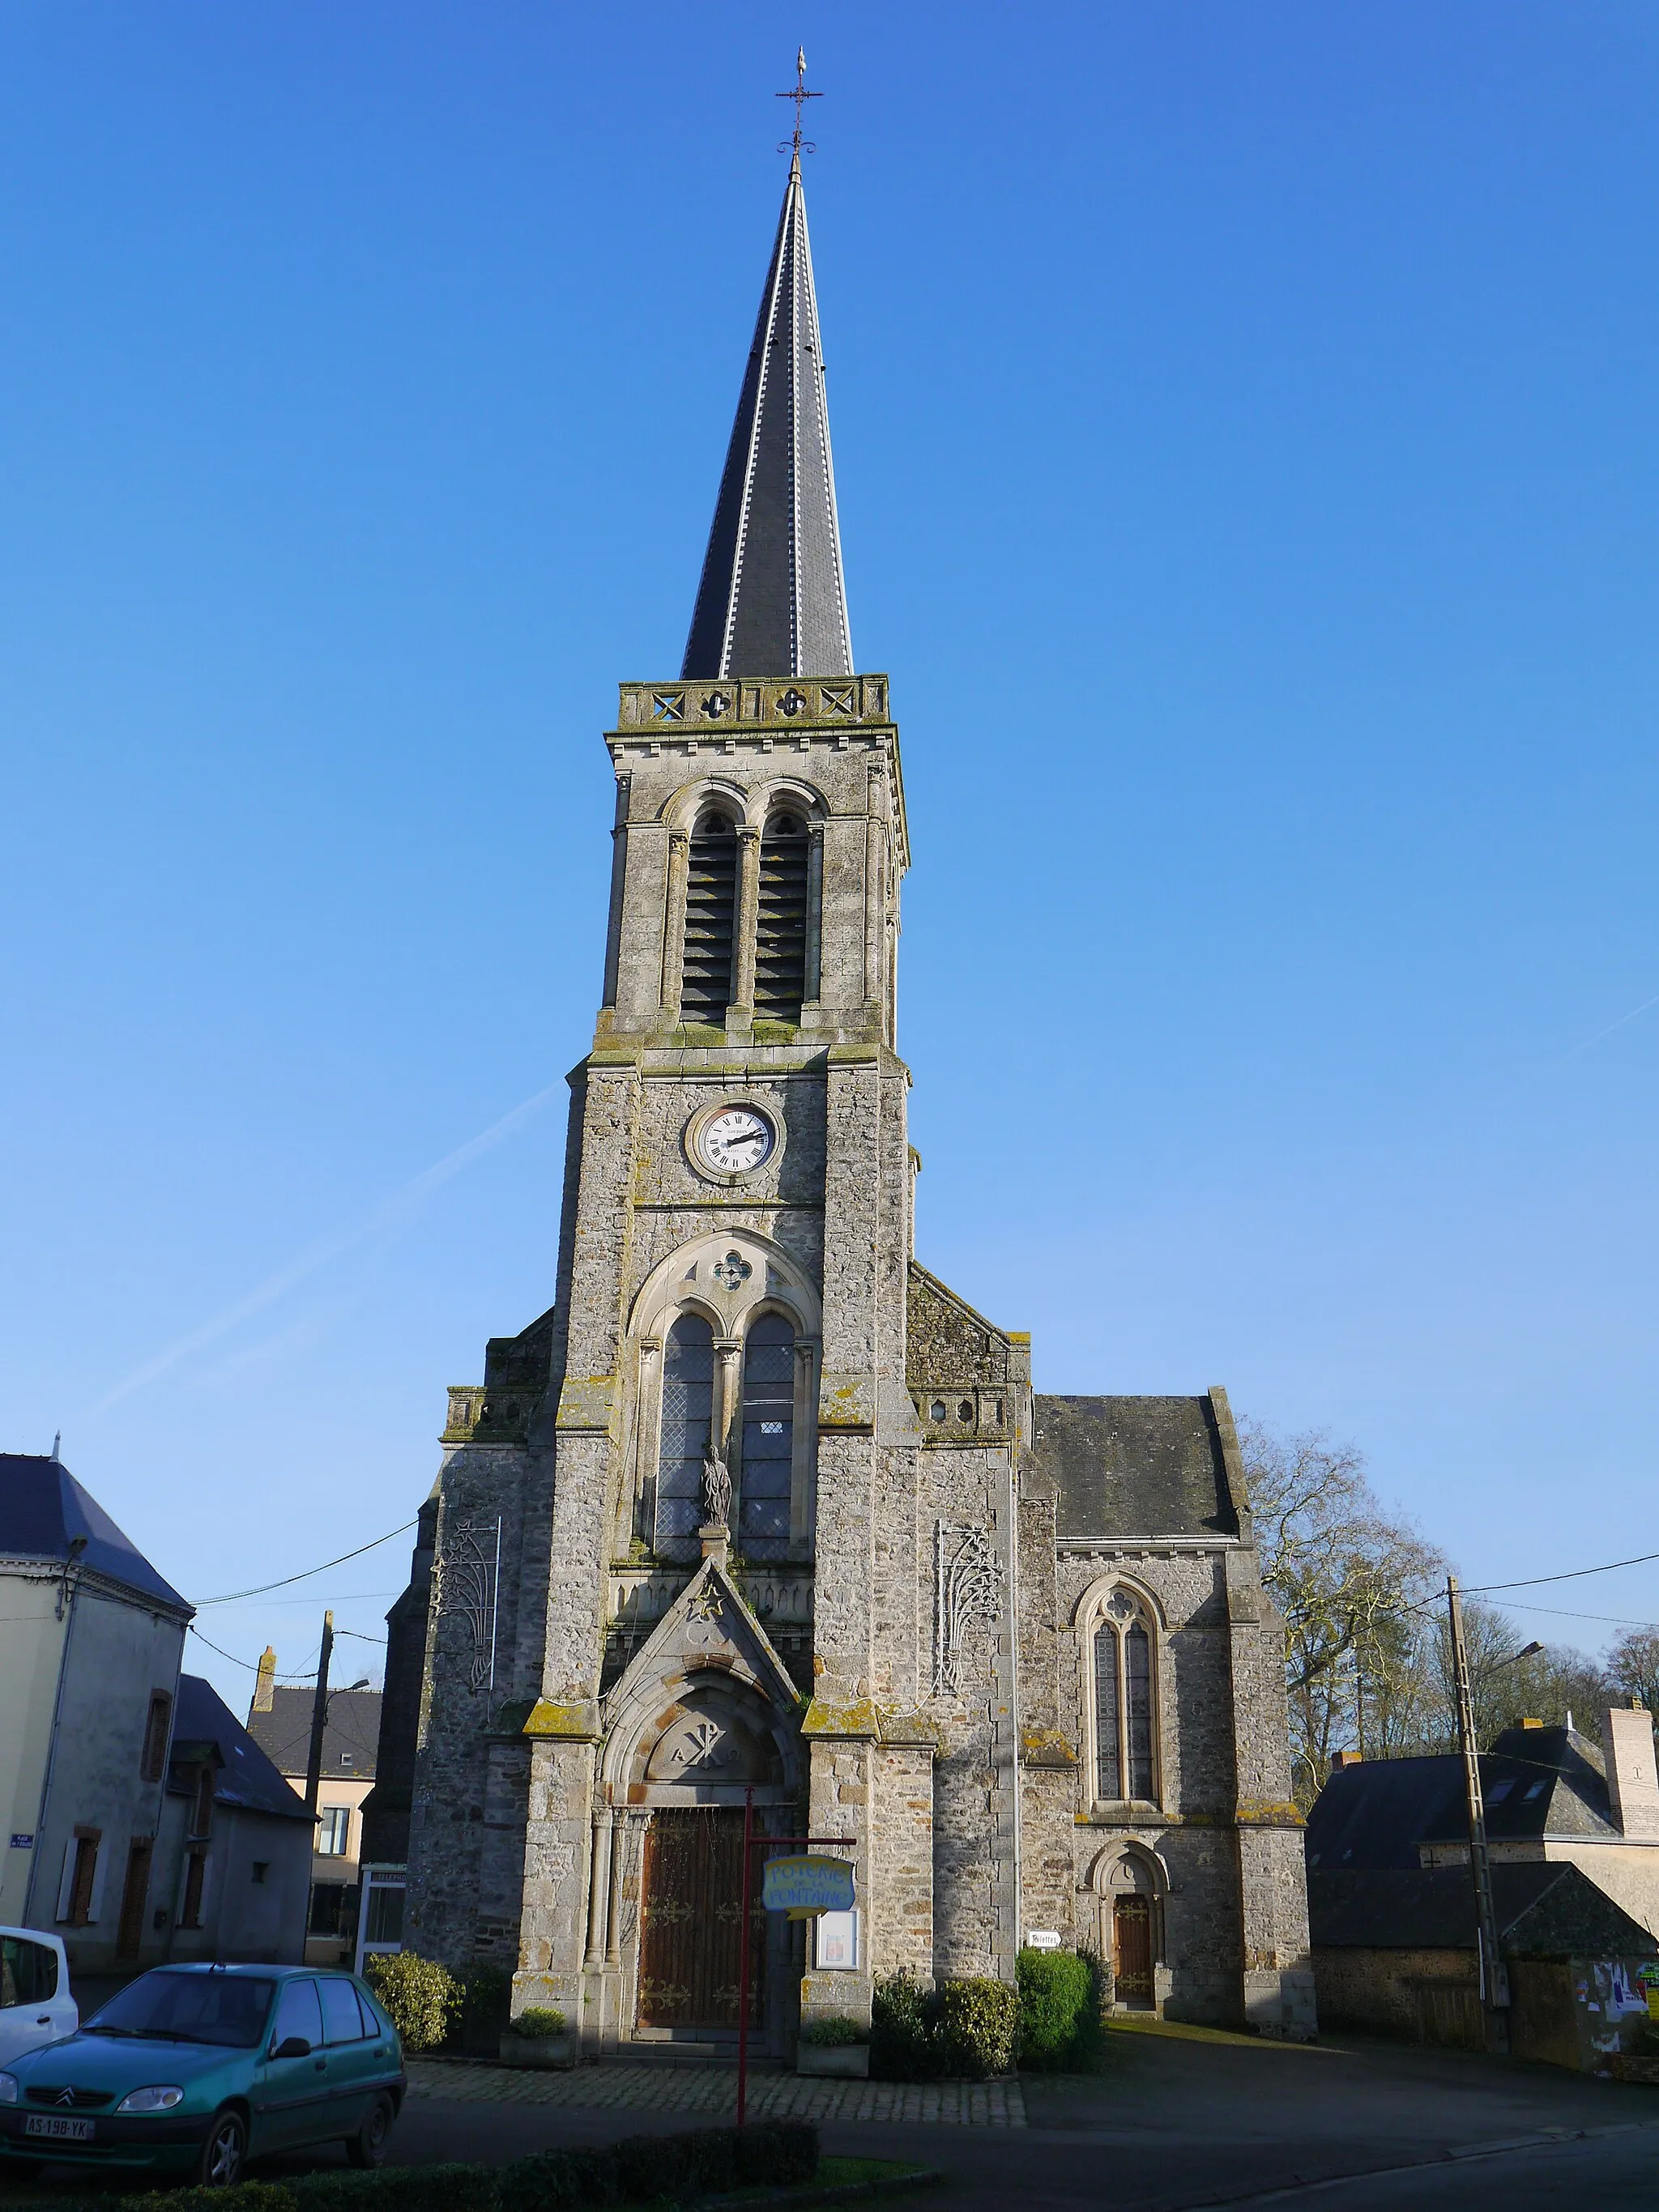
[755,812,808,1021]
[680,810,737,1021]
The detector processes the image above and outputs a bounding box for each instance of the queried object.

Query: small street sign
[761,1853,855,1916]
[1025,1929,1061,1950]
[8,1835,35,1850]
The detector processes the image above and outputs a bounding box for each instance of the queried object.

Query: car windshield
[84,1971,275,2048]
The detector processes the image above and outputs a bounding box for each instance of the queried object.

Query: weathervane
[776,46,821,159]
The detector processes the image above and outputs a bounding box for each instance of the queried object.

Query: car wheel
[346,2091,395,2170]
[196,2107,248,2189]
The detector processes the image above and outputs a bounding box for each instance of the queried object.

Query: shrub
[495,2122,816,2212]
[870,1971,1017,2080]
[800,2014,867,2048]
[365,1951,463,2053]
[119,2189,296,2212]
[289,2171,497,2212]
[510,2006,568,2038]
[871,1968,946,2081]
[1017,1946,1101,2070]
[938,1977,1019,2080]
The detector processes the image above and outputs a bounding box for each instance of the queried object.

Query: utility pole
[1446,1575,1508,2053]
[303,1609,335,1818]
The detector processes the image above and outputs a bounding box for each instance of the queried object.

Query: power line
[190,1520,416,1607]
[1459,1547,1659,1597]
[187,1625,322,1678]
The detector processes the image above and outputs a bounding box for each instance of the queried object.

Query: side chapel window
[680,812,737,1021]
[655,1312,714,1549]
[1093,1590,1156,1801]
[738,1313,794,1558]
[755,813,808,1021]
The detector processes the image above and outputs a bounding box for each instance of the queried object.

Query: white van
[0,1929,76,2065]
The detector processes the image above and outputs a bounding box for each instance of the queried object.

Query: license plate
[24,2115,96,2142]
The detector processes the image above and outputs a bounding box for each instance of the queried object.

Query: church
[380,129,1315,2054]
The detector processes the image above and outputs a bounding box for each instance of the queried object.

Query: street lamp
[1445,1588,1547,2056]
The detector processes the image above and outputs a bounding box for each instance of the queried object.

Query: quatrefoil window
[778,688,808,718]
[702,690,731,719]
[711,1251,753,1290]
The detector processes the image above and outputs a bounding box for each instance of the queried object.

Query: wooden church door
[638,1809,762,2031]
[1112,1894,1154,2004]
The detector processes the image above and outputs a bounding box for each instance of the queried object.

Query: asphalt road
[4,2024,1657,2208]
[382,2022,1659,2210]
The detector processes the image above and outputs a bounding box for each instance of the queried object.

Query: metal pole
[304,1610,335,1817]
[1446,1576,1508,2053]
[736,1786,753,2126]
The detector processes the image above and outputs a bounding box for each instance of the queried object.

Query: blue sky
[3,3,1657,1708]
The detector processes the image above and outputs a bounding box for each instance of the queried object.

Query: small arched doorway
[1111,1895,1154,2006]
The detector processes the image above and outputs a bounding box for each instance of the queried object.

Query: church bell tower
[399,128,1025,2050]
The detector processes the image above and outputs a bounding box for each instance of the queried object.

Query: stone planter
[796,2042,870,2078]
[499,2029,578,2070]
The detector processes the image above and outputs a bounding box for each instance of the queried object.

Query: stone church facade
[384,149,1315,2051]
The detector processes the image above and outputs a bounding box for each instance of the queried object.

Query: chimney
[1604,1705,1659,1838]
[1331,1750,1363,1770]
[1520,1717,1543,1730]
[251,1647,278,1716]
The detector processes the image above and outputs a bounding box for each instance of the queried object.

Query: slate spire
[681,154,854,681]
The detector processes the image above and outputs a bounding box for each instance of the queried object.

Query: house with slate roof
[1305,1715,1659,2063]
[245,1671,382,1966]
[0,1451,309,1978]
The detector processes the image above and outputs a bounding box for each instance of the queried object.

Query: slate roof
[0,1452,190,1613]
[1026,1396,1241,1541]
[170,1673,310,1824]
[245,1686,382,1784]
[1310,1862,1655,1958]
[1306,1728,1618,1872]
[681,155,854,682]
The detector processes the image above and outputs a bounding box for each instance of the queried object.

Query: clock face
[697,1106,775,1175]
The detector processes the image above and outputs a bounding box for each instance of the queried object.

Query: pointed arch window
[655,1313,714,1550]
[680,812,737,1021]
[755,812,808,1021]
[738,1312,794,1560]
[1091,1590,1158,1803]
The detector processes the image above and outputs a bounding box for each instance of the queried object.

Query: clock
[696,1106,776,1176]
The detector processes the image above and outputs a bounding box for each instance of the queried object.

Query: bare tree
[1606,1627,1659,1715]
[1240,1423,1444,1803]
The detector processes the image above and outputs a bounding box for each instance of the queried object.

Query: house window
[755,812,808,1020]
[180,1849,207,1930]
[318,1805,351,1857]
[141,1692,173,1784]
[738,1312,794,1559]
[655,1311,715,1550]
[251,1861,269,1886]
[680,811,737,1021]
[1090,1590,1158,1804]
[190,1766,215,1839]
[66,1833,99,1927]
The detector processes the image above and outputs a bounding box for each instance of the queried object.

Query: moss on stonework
[522,1700,600,1740]
[1020,1727,1077,1766]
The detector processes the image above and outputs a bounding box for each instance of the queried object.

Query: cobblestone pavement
[405,2057,1026,2127]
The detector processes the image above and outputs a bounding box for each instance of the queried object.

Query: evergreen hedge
[77,2119,817,2212]
[869,1970,1018,2080]
[1015,1946,1102,2070]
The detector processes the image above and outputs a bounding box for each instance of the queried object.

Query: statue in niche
[702,1439,732,1529]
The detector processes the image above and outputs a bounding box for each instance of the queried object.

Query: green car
[0,1961,405,2188]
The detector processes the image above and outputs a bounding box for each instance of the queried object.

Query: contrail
[1508,987,1659,1097]
[87,1078,564,1415]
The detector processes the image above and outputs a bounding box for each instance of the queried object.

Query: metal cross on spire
[775,47,821,160]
